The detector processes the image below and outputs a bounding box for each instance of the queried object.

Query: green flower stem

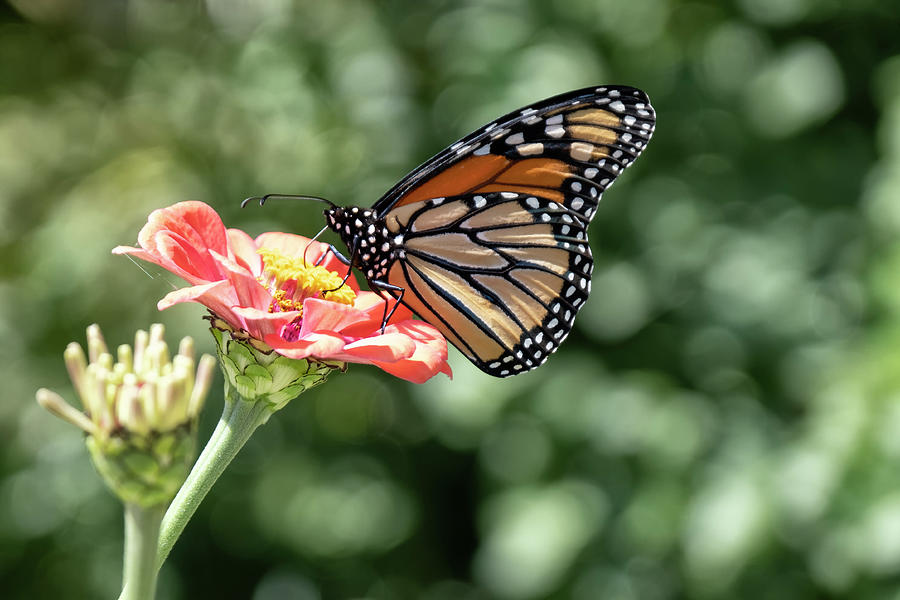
[122,502,165,600]
[155,384,273,568]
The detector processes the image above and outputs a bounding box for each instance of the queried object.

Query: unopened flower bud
[37,324,216,507]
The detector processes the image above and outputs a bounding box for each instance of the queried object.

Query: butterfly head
[324,205,397,281]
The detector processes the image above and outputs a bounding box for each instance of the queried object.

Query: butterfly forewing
[373,85,656,222]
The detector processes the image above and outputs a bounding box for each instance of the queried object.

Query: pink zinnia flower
[113,201,451,383]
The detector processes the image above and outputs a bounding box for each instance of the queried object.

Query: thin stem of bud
[121,502,165,600]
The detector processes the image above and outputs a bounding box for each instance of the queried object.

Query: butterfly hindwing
[380,192,592,376]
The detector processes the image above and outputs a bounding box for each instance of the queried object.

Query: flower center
[257,248,356,313]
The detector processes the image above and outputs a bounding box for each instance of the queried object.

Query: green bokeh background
[3,0,900,598]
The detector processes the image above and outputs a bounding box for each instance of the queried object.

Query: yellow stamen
[258,247,357,312]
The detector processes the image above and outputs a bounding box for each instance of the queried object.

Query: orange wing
[374,85,655,224]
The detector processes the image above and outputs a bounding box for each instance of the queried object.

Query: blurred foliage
[3,0,900,598]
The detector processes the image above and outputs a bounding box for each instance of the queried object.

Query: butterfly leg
[368,279,405,333]
[320,239,359,295]
[314,244,352,267]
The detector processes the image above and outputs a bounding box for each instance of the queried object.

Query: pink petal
[226,228,262,274]
[210,249,271,311]
[298,298,374,337]
[153,231,224,284]
[158,281,245,330]
[375,355,453,383]
[114,201,229,284]
[140,201,228,258]
[112,237,215,285]
[111,245,154,262]
[231,306,300,340]
[255,232,320,259]
[338,332,416,362]
[264,331,348,360]
[339,292,409,338]
[370,320,452,383]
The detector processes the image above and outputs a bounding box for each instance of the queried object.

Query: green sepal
[207,318,344,411]
[86,424,197,507]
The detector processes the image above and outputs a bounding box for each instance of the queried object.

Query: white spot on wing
[545,125,565,138]
[517,142,544,156]
[570,142,595,161]
[505,132,525,145]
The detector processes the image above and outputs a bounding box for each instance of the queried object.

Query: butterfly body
[325,206,396,281]
[324,85,656,377]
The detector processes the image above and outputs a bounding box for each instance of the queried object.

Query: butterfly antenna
[241,193,338,209]
[242,192,353,292]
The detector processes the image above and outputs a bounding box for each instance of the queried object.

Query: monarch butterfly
[254,85,655,377]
